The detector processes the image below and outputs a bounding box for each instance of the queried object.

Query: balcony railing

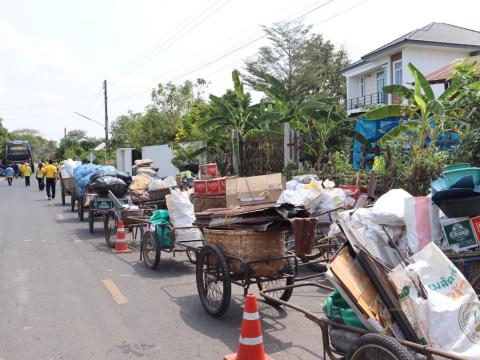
[346,92,387,111]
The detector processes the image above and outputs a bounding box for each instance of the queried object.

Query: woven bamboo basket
[203,229,286,277]
[148,188,171,201]
[121,209,144,226]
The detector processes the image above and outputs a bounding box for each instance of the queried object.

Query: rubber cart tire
[104,211,118,248]
[196,244,231,317]
[142,231,161,269]
[257,257,295,305]
[88,209,95,233]
[346,333,415,360]
[71,192,76,212]
[77,196,84,221]
[61,187,66,206]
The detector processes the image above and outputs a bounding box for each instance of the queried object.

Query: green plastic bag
[150,210,172,249]
[323,289,366,329]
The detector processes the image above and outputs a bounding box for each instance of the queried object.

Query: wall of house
[346,56,390,101]
[402,46,469,97]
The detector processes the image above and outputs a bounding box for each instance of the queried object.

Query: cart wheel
[71,192,76,212]
[61,187,66,205]
[142,231,161,269]
[257,258,295,305]
[88,209,95,233]
[196,244,231,317]
[104,211,118,248]
[77,196,84,221]
[346,334,415,360]
[468,269,480,298]
[186,250,197,264]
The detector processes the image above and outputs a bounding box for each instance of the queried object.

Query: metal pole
[103,80,109,160]
[64,127,67,158]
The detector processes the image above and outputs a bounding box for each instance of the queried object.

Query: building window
[393,60,402,85]
[360,77,365,97]
[376,66,387,103]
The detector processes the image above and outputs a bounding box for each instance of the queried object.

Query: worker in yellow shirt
[43,160,58,200]
[23,162,32,187]
[36,163,45,191]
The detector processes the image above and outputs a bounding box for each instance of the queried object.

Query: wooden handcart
[59,174,76,211]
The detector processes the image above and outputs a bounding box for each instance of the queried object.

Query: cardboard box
[194,180,207,196]
[198,163,219,180]
[469,215,480,242]
[441,217,478,250]
[194,177,226,196]
[206,177,226,196]
[226,173,285,207]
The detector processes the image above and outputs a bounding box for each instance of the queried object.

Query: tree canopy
[244,21,350,100]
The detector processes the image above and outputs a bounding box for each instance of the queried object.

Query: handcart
[194,228,308,318]
[447,250,480,297]
[77,187,129,233]
[103,204,156,249]
[59,174,76,211]
[260,276,466,360]
[131,218,201,269]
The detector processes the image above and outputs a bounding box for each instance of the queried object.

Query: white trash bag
[166,189,203,243]
[389,242,480,358]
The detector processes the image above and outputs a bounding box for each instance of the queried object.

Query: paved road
[0,178,330,360]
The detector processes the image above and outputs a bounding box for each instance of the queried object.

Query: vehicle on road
[5,140,35,171]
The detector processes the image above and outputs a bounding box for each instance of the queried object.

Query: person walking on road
[12,163,19,178]
[5,166,14,186]
[36,163,45,191]
[44,160,58,200]
[23,162,32,186]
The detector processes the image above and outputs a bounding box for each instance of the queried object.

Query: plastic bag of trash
[390,242,480,358]
[116,171,132,186]
[90,176,128,197]
[148,176,177,191]
[404,196,443,254]
[166,189,203,243]
[369,189,412,226]
[60,159,79,178]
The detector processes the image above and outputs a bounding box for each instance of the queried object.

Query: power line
[110,0,231,86]
[109,0,340,101]
[169,0,337,81]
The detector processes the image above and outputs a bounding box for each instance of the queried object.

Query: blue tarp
[352,116,400,169]
[352,116,460,169]
[74,164,117,196]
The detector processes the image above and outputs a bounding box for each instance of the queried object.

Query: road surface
[0,178,330,359]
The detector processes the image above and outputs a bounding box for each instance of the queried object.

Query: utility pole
[103,80,109,160]
[64,127,67,157]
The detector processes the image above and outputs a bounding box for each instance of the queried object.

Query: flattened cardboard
[226,173,284,207]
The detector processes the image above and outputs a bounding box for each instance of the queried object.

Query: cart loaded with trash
[59,159,80,211]
[261,184,480,360]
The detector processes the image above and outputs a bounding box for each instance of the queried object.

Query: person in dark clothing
[44,160,58,200]
[12,163,19,178]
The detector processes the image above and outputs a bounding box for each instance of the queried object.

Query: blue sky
[0,0,479,140]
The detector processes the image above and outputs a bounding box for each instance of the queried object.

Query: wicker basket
[203,229,286,277]
[121,209,144,226]
[148,188,170,201]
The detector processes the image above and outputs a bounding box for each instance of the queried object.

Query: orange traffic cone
[112,220,132,253]
[224,293,273,360]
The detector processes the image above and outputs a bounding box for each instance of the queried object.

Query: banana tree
[365,63,461,149]
[207,70,253,175]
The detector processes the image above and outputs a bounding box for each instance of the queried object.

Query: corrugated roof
[344,23,480,73]
[426,55,480,83]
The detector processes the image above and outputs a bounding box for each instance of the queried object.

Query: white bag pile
[277,177,350,216]
[60,159,81,178]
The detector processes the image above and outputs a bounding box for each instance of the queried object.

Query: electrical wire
[110,0,231,86]
[109,0,342,101]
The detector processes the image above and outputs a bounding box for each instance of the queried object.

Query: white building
[342,23,480,116]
